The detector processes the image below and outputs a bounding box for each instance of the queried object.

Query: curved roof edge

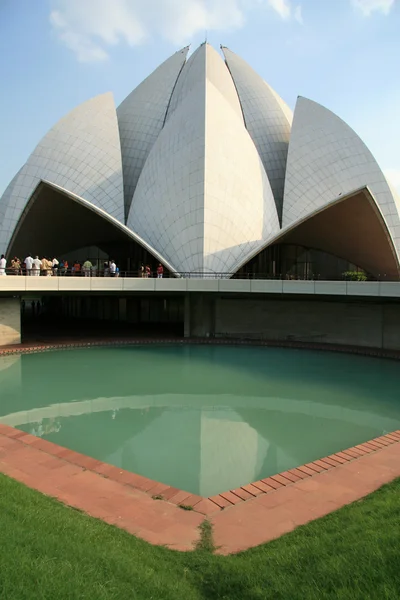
[282,96,400,259]
[265,82,293,126]
[0,167,23,252]
[7,180,179,275]
[221,46,292,221]
[231,186,400,279]
[0,92,125,253]
[117,46,189,221]
[128,53,279,275]
[165,43,243,123]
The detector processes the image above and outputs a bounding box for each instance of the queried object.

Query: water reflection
[0,346,399,496]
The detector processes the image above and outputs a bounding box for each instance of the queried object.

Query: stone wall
[188,297,400,350]
[382,304,400,350]
[188,294,215,338]
[0,298,21,346]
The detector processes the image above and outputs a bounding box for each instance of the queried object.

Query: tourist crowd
[0,254,164,278]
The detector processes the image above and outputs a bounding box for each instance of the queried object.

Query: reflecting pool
[0,345,399,497]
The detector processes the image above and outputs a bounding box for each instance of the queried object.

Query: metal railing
[1,268,394,281]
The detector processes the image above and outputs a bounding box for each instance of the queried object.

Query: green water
[0,345,399,496]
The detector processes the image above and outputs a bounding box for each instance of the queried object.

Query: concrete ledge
[218,280,251,293]
[58,278,92,291]
[122,279,155,291]
[314,281,347,295]
[346,282,380,296]
[1,276,400,298]
[376,282,400,297]
[250,280,283,293]
[187,279,219,292]
[0,277,26,292]
[282,280,315,294]
[155,278,187,292]
[25,277,59,292]
[91,278,124,291]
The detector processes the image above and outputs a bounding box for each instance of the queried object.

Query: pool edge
[0,422,399,553]
[1,336,400,362]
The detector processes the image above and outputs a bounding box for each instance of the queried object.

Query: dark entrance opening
[21,294,185,342]
[235,189,400,281]
[8,181,170,277]
[236,243,362,280]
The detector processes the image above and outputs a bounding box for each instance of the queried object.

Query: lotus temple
[1,43,400,350]
[1,42,400,281]
[2,44,400,582]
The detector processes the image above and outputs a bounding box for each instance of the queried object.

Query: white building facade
[1,43,399,280]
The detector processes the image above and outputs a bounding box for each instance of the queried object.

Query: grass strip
[0,473,399,599]
[195,520,216,553]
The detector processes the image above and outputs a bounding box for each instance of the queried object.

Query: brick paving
[0,423,399,554]
[212,441,400,554]
[0,425,203,551]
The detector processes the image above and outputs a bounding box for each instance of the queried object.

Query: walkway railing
[1,268,394,281]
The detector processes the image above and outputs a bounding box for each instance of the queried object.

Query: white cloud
[351,0,395,16]
[50,0,147,62]
[50,0,302,62]
[384,168,400,195]
[294,4,303,23]
[267,0,292,19]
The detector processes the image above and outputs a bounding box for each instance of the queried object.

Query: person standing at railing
[72,260,81,276]
[52,257,59,276]
[157,263,163,278]
[24,254,33,276]
[109,260,116,277]
[32,256,42,276]
[10,257,21,275]
[40,257,47,276]
[0,254,6,276]
[145,264,151,278]
[82,259,93,277]
[42,257,53,276]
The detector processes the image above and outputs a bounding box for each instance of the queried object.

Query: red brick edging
[1,336,400,360]
[0,423,399,518]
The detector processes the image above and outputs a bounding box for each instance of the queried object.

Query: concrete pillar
[184,293,191,338]
[189,294,216,338]
[382,303,400,350]
[0,298,21,346]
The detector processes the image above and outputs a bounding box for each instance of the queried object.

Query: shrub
[342,270,368,281]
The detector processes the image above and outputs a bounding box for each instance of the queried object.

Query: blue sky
[1,0,399,195]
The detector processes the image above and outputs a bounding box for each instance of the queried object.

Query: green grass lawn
[0,473,399,600]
